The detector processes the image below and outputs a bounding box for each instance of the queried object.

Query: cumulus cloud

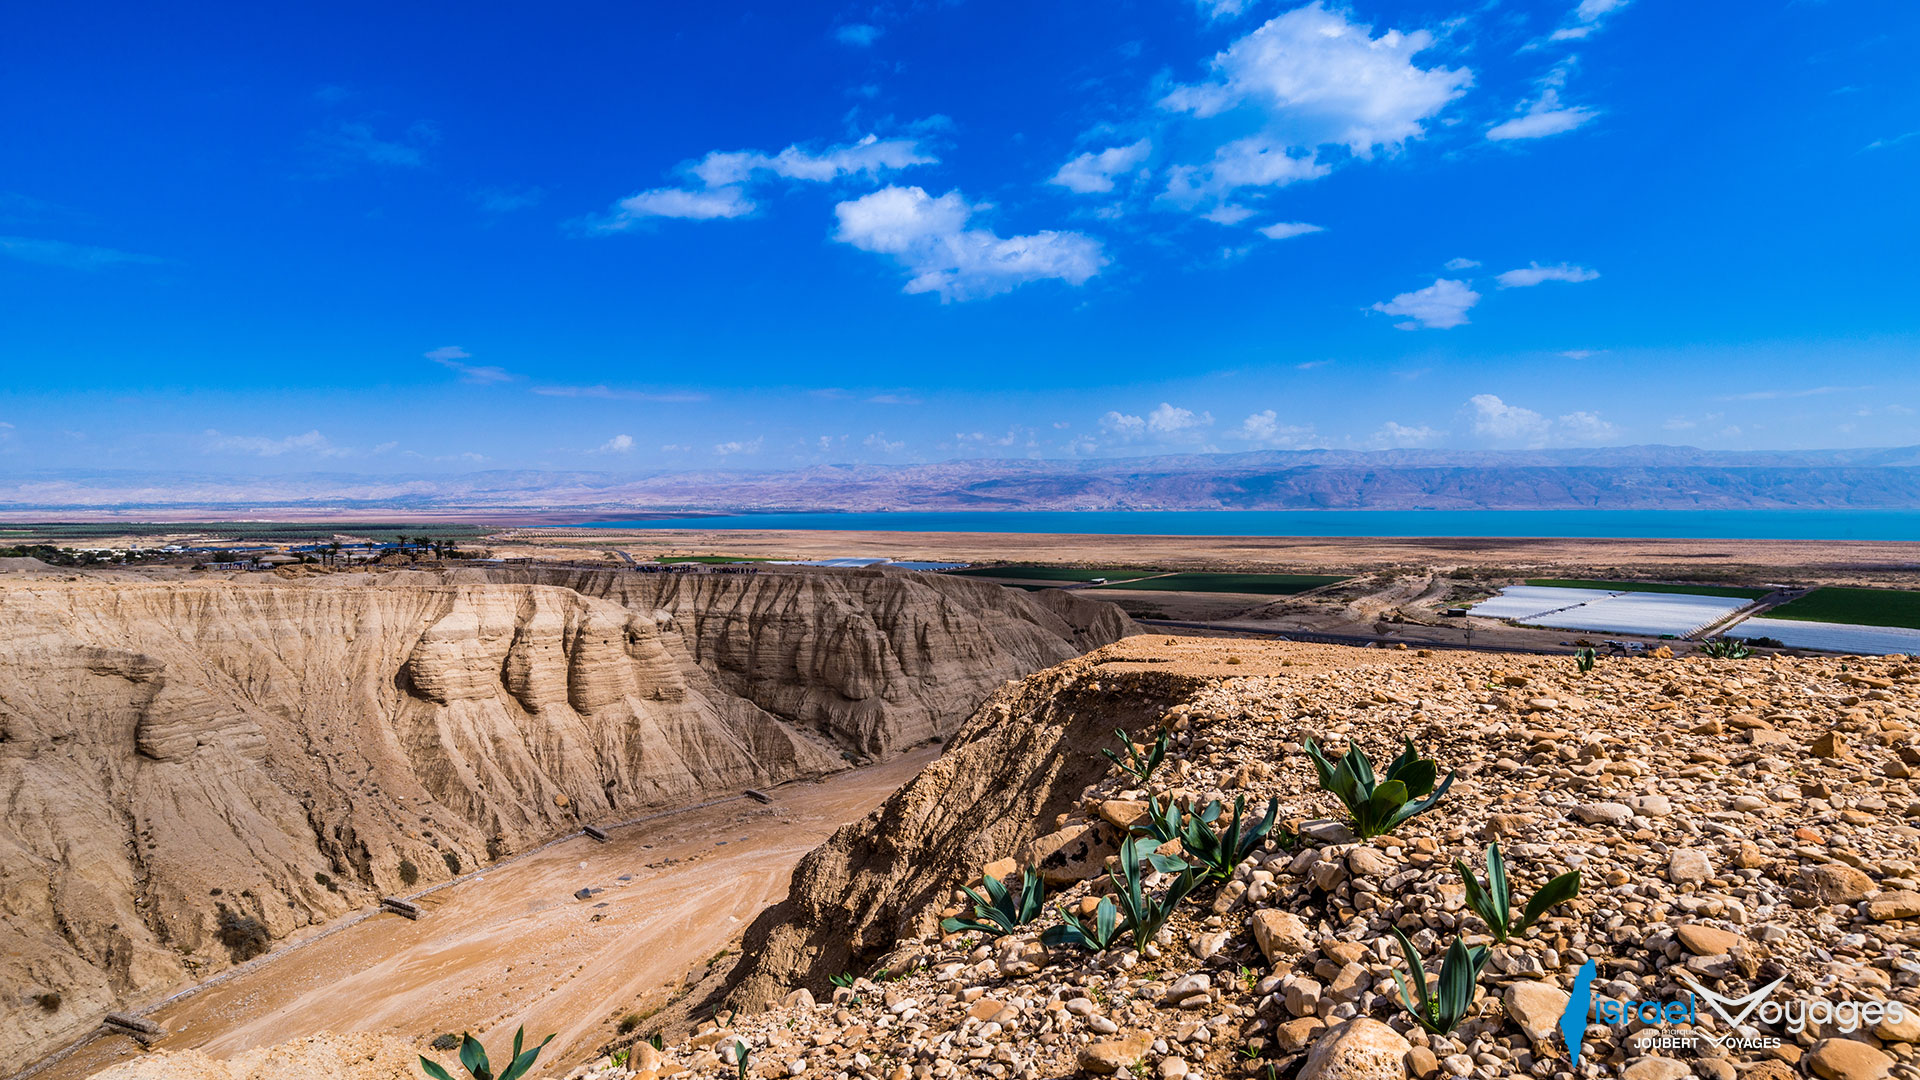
[1496,262,1600,287]
[424,345,514,384]
[1148,402,1212,436]
[863,432,906,453]
[1372,278,1480,330]
[832,185,1107,301]
[1467,394,1549,443]
[593,135,935,229]
[1235,409,1313,446]
[1443,257,1481,271]
[713,437,763,456]
[1467,394,1617,446]
[596,434,635,453]
[1161,137,1330,212]
[1196,0,1252,19]
[1049,139,1153,195]
[1257,221,1324,240]
[1100,410,1148,438]
[1160,4,1471,154]
[1487,88,1598,141]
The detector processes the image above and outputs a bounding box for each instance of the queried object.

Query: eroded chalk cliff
[0,570,1132,1060]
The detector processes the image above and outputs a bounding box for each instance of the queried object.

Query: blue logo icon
[1560,959,1597,1061]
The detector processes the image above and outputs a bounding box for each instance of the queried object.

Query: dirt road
[45,752,935,1080]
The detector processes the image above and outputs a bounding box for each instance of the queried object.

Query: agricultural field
[1471,584,1748,637]
[1728,617,1920,655]
[1755,586,1920,630]
[655,555,771,564]
[948,564,1155,583]
[1524,578,1770,600]
[1094,572,1347,595]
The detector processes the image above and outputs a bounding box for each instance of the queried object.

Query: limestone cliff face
[721,646,1205,1011]
[461,567,1137,756]
[0,570,1132,1060]
[0,580,837,1058]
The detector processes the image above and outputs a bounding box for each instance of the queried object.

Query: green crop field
[1756,587,1920,630]
[0,522,491,543]
[949,565,1155,583]
[1525,579,1770,600]
[1096,572,1347,595]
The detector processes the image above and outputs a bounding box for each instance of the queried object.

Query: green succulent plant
[1042,895,1122,953]
[1108,836,1200,949]
[940,866,1045,938]
[1455,842,1582,943]
[419,1027,555,1080]
[1701,638,1752,659]
[1162,794,1281,883]
[1388,926,1489,1036]
[1102,728,1169,785]
[1574,647,1597,673]
[1304,736,1456,839]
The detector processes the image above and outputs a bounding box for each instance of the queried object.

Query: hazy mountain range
[6,445,1920,519]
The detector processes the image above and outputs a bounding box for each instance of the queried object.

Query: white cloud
[1257,221,1324,241]
[424,345,514,384]
[1100,412,1145,439]
[593,135,935,230]
[1235,409,1312,446]
[1162,136,1330,211]
[597,434,635,453]
[313,120,437,169]
[835,23,881,46]
[713,437,763,456]
[833,185,1106,301]
[1372,278,1480,330]
[863,432,906,453]
[531,384,706,402]
[1496,261,1599,287]
[1549,0,1629,41]
[1374,421,1442,446]
[1487,88,1598,141]
[1148,402,1212,436]
[598,186,756,225]
[1443,257,1481,271]
[203,429,350,458]
[689,136,934,188]
[866,393,921,405]
[1160,3,1471,156]
[1049,139,1153,195]
[1560,349,1602,360]
[1466,394,1618,446]
[1467,394,1550,443]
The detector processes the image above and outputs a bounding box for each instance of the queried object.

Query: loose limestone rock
[1298,1018,1411,1080]
[1807,1038,1894,1080]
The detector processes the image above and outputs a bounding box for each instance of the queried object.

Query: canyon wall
[0,570,1131,1060]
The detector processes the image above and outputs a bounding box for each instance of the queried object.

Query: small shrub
[1701,638,1752,659]
[1574,647,1596,674]
[430,1034,460,1051]
[611,1048,630,1068]
[1101,728,1169,786]
[1158,793,1281,883]
[419,1027,555,1080]
[1455,842,1581,943]
[618,1013,641,1035]
[442,851,461,876]
[37,991,61,1012]
[940,867,1045,938]
[398,859,420,887]
[1304,736,1456,839]
[828,972,856,988]
[1388,926,1489,1036]
[214,903,271,962]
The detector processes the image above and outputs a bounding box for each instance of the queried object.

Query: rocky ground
[562,638,1920,1080]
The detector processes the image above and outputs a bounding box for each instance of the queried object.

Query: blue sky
[2,0,1917,473]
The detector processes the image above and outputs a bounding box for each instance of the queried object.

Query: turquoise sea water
[581,509,1920,541]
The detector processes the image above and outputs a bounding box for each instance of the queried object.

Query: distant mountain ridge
[5,444,1920,515]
